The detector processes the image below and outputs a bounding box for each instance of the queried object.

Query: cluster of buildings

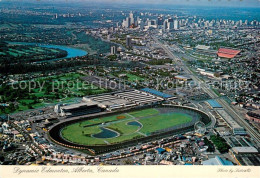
[121,11,259,32]
[206,99,246,135]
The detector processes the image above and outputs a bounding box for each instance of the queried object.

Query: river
[8,42,88,62]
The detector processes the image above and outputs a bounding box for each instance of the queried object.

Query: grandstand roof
[207,99,222,108]
[141,88,172,98]
[61,102,96,110]
[217,48,241,59]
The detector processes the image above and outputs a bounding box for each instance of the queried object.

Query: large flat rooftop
[217,48,241,59]
[83,89,164,110]
[141,88,172,99]
[207,99,222,108]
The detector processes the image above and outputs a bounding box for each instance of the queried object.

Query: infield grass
[61,108,193,146]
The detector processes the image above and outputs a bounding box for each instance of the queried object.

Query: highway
[152,36,260,146]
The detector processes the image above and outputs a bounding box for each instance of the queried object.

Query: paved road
[153,36,260,146]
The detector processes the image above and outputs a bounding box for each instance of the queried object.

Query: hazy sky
[2,0,260,7]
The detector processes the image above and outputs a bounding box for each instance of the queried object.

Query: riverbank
[7,42,88,61]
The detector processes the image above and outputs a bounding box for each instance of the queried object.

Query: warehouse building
[217,48,241,59]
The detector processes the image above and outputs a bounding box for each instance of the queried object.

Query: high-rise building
[174,20,178,30]
[135,16,140,27]
[168,22,173,29]
[126,17,130,27]
[148,20,156,27]
[157,17,163,26]
[122,17,131,28]
[126,35,132,48]
[137,16,140,23]
[168,18,173,23]
[129,11,135,25]
[139,20,144,30]
[111,46,116,55]
[163,20,168,31]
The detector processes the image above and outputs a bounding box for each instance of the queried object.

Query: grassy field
[139,113,193,135]
[61,108,193,146]
[129,108,159,118]
[126,74,144,82]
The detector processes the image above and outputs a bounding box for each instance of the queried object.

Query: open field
[126,73,144,82]
[61,108,194,146]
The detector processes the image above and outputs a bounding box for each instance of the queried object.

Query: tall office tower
[111,46,116,55]
[137,16,140,23]
[126,35,132,48]
[163,20,168,31]
[139,20,144,30]
[122,17,131,28]
[147,20,152,27]
[148,20,156,27]
[157,17,163,26]
[174,20,178,30]
[168,22,173,30]
[126,17,130,27]
[168,18,173,23]
[135,16,140,26]
[129,11,135,25]
[239,20,243,26]
[122,20,127,28]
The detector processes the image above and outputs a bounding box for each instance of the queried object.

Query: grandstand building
[83,89,164,111]
[54,89,178,116]
[54,103,104,117]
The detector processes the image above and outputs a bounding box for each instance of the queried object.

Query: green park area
[0,73,107,114]
[125,73,145,82]
[0,43,67,63]
[114,72,145,82]
[61,108,193,146]
[210,135,230,153]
